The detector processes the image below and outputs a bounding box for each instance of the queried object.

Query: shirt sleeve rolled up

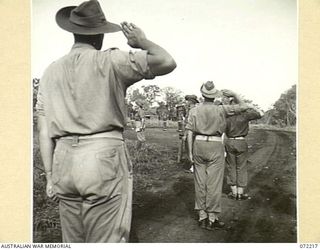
[106,49,155,87]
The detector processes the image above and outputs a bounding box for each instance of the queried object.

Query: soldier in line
[134,100,146,150]
[224,98,264,200]
[161,105,169,131]
[176,104,186,133]
[126,102,136,130]
[186,81,250,231]
[180,95,199,171]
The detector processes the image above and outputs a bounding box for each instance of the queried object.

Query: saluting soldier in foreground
[36,0,176,243]
[186,81,249,231]
[225,98,264,200]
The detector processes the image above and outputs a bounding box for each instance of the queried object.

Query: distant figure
[176,104,186,132]
[36,0,176,243]
[127,102,135,130]
[179,95,199,170]
[185,95,199,123]
[186,81,249,231]
[225,98,264,200]
[134,100,146,150]
[161,105,169,131]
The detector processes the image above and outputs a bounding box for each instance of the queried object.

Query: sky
[32,0,297,110]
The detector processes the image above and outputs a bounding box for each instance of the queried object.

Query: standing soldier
[186,81,249,231]
[178,95,199,168]
[36,0,176,243]
[126,101,135,130]
[176,103,186,163]
[176,104,186,133]
[225,99,264,200]
[134,100,146,150]
[161,105,169,131]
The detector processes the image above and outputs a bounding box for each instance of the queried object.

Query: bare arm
[187,130,194,163]
[37,115,55,198]
[121,22,177,76]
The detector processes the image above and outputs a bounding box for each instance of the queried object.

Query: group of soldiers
[131,81,263,231]
[185,81,263,231]
[36,0,263,242]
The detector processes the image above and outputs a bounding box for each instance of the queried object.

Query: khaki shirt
[36,43,154,138]
[225,108,261,137]
[185,102,248,136]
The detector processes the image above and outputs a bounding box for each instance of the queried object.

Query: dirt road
[127,127,296,243]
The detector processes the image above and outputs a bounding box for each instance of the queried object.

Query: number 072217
[300,244,318,248]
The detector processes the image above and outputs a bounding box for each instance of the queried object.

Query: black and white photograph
[32,0,297,243]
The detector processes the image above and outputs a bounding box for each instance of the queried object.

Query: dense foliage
[261,85,296,127]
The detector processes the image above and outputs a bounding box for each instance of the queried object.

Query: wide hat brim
[56,6,121,35]
[135,100,144,106]
[200,85,221,99]
[185,95,199,103]
[189,98,199,104]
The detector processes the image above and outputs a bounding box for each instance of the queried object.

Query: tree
[126,84,161,109]
[126,88,148,108]
[162,87,184,120]
[142,85,161,106]
[263,85,296,127]
[162,87,183,108]
[272,85,296,126]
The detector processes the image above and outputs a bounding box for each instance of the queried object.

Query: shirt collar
[71,43,96,51]
[203,101,215,105]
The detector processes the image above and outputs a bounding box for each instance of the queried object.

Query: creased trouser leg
[235,142,248,187]
[194,159,207,211]
[206,152,225,213]
[59,198,85,243]
[225,144,237,186]
[225,139,248,188]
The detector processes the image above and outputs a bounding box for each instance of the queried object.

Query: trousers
[225,139,248,187]
[193,140,225,214]
[52,137,133,243]
[135,121,145,142]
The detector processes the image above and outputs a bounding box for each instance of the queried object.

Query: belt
[195,135,222,142]
[228,136,245,140]
[58,130,123,144]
